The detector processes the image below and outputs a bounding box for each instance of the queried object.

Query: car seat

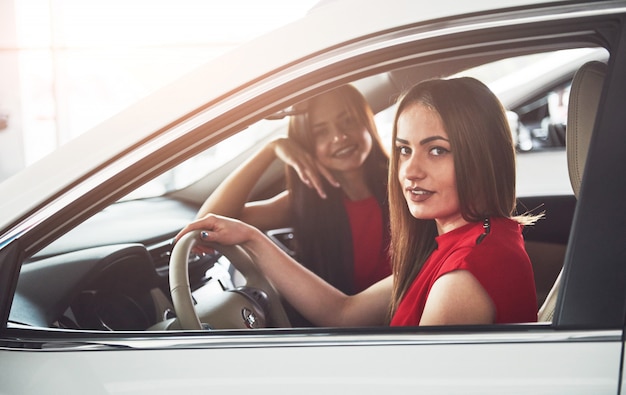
[537,60,607,322]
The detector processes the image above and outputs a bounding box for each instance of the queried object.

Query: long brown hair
[286,84,389,294]
[388,77,530,316]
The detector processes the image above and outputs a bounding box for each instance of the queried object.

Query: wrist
[241,226,271,258]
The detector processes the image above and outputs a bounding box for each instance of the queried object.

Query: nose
[333,133,347,143]
[330,124,348,143]
[401,153,426,181]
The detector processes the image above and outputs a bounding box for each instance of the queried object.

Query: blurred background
[0,0,318,182]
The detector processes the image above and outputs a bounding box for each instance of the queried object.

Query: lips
[332,144,357,158]
[406,186,433,202]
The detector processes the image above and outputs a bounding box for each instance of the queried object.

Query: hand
[271,138,340,199]
[175,213,256,247]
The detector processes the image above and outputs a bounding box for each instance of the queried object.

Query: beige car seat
[537,60,607,322]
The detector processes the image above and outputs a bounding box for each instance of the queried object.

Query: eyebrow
[312,110,348,129]
[395,136,449,145]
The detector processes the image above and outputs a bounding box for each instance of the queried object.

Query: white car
[1,1,625,393]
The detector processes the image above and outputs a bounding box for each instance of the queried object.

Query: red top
[390,217,537,326]
[343,196,391,292]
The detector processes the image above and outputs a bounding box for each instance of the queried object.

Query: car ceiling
[353,45,607,115]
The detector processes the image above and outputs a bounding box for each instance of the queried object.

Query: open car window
[8,44,609,334]
[124,117,289,200]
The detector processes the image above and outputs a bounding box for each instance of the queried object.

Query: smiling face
[309,92,373,174]
[395,103,467,234]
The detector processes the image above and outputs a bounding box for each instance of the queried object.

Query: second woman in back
[196,84,391,295]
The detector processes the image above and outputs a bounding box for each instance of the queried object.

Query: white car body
[1,0,626,394]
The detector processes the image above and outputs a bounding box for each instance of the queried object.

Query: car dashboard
[9,197,254,332]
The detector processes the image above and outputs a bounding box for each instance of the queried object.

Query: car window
[128,47,604,201]
[7,45,610,334]
[375,47,608,197]
[123,117,288,200]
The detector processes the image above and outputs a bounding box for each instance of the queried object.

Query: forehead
[309,92,350,124]
[396,103,447,140]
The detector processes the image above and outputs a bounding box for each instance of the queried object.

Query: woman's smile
[406,186,434,203]
[396,103,466,233]
[332,143,358,159]
[310,93,372,173]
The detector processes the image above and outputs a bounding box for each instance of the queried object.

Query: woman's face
[395,103,466,234]
[309,93,372,174]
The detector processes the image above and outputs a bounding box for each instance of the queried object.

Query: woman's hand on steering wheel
[175,213,254,247]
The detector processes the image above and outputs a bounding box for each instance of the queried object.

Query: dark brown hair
[388,77,524,315]
[286,85,389,294]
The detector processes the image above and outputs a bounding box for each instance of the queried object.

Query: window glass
[375,47,608,197]
[123,117,288,200]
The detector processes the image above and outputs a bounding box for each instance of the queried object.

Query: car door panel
[0,329,620,394]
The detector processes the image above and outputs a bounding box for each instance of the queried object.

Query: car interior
[537,59,607,322]
[8,43,610,332]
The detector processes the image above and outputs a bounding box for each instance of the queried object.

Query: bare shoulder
[420,270,495,326]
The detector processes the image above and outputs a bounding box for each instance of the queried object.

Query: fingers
[316,163,340,190]
[174,214,217,243]
[274,139,340,199]
[192,243,216,256]
[176,213,255,249]
[296,159,329,199]
[300,159,341,199]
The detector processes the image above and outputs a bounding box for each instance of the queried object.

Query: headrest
[567,61,607,197]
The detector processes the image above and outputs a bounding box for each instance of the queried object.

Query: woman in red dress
[178,77,540,327]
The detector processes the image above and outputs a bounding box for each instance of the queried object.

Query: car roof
[0,0,591,238]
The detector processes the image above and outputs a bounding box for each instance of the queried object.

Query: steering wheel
[170,230,291,330]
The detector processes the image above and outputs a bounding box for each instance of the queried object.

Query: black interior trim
[555,17,626,328]
[517,195,576,245]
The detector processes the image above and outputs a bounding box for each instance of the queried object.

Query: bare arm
[176,214,391,327]
[419,270,495,326]
[195,139,284,224]
[196,137,340,228]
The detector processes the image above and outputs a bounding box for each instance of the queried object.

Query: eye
[395,145,411,156]
[429,146,450,156]
[337,115,358,131]
[312,126,328,138]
